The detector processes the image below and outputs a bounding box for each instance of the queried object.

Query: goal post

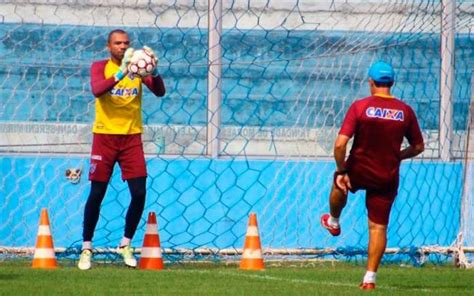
[456,74,474,269]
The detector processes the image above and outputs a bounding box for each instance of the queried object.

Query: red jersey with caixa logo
[339,95,424,191]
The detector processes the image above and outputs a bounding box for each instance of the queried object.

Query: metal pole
[207,0,222,158]
[456,72,474,268]
[440,0,455,161]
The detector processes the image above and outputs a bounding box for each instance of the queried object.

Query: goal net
[0,0,472,265]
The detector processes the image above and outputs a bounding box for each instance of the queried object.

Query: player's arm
[333,134,352,194]
[400,106,425,160]
[400,143,424,160]
[334,134,350,172]
[336,102,358,172]
[90,61,118,97]
[333,103,357,194]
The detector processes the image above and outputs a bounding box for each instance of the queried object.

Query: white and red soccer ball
[128,49,156,77]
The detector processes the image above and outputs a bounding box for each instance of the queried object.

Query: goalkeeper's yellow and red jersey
[89,59,166,135]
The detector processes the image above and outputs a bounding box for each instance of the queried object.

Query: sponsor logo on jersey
[366,107,404,121]
[109,87,139,97]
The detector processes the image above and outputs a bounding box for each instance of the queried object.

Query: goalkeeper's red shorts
[88,133,147,182]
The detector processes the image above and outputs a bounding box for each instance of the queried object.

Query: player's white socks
[120,237,131,247]
[328,215,340,228]
[82,241,92,251]
[363,271,377,283]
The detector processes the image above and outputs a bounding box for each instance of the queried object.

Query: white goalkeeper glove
[143,45,160,77]
[114,47,134,81]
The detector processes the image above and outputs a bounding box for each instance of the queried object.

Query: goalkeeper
[78,29,165,270]
[320,61,424,289]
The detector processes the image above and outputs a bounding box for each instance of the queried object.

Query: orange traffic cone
[32,208,58,269]
[139,212,164,270]
[240,212,265,270]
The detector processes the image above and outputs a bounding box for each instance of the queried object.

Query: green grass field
[0,260,473,295]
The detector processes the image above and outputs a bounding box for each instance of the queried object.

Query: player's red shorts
[89,133,147,182]
[346,167,399,225]
[364,189,397,225]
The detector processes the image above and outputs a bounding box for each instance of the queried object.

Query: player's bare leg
[321,183,347,236]
[329,183,347,218]
[367,219,387,271]
[360,218,387,289]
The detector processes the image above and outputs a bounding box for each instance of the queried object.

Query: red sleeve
[339,103,358,138]
[142,75,166,97]
[90,60,118,97]
[405,106,424,145]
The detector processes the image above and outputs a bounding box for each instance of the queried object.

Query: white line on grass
[174,269,433,293]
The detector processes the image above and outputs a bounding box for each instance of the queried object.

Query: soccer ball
[128,49,156,78]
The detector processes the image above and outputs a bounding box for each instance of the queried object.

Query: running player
[321,61,424,289]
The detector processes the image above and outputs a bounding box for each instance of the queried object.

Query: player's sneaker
[117,245,137,268]
[320,214,341,236]
[359,282,376,290]
[78,249,92,270]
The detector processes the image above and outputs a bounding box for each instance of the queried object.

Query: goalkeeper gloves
[143,45,160,77]
[114,47,134,81]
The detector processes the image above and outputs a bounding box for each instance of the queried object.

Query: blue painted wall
[0,156,462,252]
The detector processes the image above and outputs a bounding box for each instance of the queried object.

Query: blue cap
[368,61,395,83]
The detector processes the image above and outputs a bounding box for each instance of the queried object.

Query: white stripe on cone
[141,247,162,258]
[246,226,259,236]
[37,225,51,236]
[34,248,55,258]
[145,224,158,234]
[242,249,262,259]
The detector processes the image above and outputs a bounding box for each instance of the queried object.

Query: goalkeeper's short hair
[107,29,128,43]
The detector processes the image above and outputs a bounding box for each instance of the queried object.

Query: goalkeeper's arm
[142,75,166,97]
[90,48,134,97]
[90,61,119,97]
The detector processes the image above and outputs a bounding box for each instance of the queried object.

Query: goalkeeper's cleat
[320,214,341,236]
[117,245,137,268]
[78,249,92,270]
[359,282,376,290]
